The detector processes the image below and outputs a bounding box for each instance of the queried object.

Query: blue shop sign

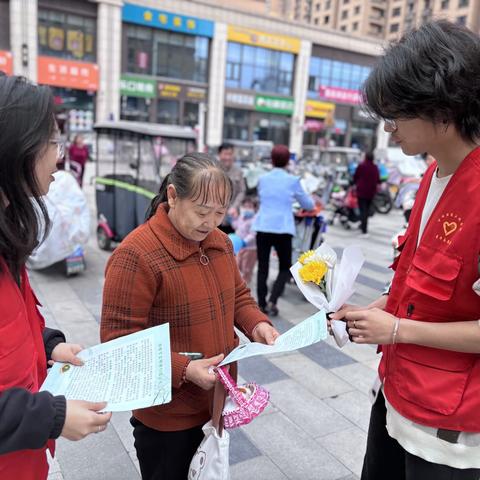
[123,3,214,38]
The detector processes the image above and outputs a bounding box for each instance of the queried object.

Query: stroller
[329,185,361,229]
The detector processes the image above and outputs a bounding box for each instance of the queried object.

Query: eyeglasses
[384,119,398,132]
[50,139,65,159]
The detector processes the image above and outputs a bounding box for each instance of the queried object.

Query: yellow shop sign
[227,25,300,54]
[305,100,336,119]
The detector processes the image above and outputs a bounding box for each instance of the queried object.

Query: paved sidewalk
[35,165,403,480]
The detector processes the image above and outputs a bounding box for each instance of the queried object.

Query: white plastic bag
[28,171,90,269]
[188,420,230,480]
[188,380,230,480]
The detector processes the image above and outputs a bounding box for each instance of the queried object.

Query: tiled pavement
[35,164,404,480]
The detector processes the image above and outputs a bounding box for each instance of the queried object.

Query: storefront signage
[158,83,182,98]
[123,3,214,38]
[255,95,294,115]
[305,99,335,119]
[225,91,255,108]
[120,75,156,98]
[0,51,13,75]
[304,119,324,132]
[38,56,99,91]
[157,82,206,102]
[318,85,362,105]
[227,25,300,54]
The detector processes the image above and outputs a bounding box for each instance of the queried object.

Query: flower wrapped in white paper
[290,243,364,347]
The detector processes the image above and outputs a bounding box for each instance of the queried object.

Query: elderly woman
[101,152,278,480]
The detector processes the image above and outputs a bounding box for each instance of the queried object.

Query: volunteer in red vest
[331,21,480,479]
[0,74,111,480]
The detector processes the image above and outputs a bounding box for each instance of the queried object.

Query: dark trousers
[130,417,204,480]
[362,392,480,480]
[256,232,292,308]
[358,197,373,234]
[218,224,234,234]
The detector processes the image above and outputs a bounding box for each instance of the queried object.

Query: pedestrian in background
[101,153,278,480]
[68,134,89,187]
[354,151,380,237]
[332,20,480,480]
[217,143,245,234]
[0,74,111,480]
[253,145,315,316]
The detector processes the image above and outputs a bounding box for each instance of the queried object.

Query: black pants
[256,232,292,308]
[362,392,480,480]
[218,224,234,234]
[130,417,204,480]
[358,197,373,234]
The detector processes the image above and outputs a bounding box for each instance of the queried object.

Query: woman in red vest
[0,74,111,480]
[331,21,480,479]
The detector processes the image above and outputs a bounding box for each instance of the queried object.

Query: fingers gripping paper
[40,325,172,411]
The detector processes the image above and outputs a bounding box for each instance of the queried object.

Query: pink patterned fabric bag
[215,366,269,429]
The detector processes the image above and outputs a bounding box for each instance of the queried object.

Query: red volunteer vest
[380,148,480,431]
[0,260,53,480]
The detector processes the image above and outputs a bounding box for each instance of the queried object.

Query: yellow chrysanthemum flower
[298,260,328,286]
[298,250,315,265]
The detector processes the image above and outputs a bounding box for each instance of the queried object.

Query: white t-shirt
[385,169,480,468]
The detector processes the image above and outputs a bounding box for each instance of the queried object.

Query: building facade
[2,0,384,154]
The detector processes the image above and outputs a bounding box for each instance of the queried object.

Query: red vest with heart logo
[380,147,480,431]
[0,260,53,479]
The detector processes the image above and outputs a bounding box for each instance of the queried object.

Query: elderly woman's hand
[252,322,280,345]
[185,353,224,390]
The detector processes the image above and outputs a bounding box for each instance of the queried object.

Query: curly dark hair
[363,20,480,143]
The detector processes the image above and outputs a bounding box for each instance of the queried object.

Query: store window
[226,42,294,96]
[120,96,150,122]
[183,102,199,128]
[154,31,208,82]
[224,108,250,141]
[126,25,152,75]
[125,25,209,82]
[157,99,179,124]
[254,114,290,146]
[38,9,96,62]
[308,57,371,95]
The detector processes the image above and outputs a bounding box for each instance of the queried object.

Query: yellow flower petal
[298,250,315,265]
[298,260,328,285]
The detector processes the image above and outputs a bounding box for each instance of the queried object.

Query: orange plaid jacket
[101,203,269,431]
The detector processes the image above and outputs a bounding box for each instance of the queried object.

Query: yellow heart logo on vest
[443,221,457,236]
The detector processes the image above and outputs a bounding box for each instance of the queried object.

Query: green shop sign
[120,75,156,98]
[255,95,294,115]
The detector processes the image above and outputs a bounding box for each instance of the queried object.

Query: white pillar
[375,120,390,152]
[95,0,123,122]
[207,22,227,148]
[9,0,38,80]
[289,39,311,157]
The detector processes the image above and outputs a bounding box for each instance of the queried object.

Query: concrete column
[207,22,227,149]
[289,39,311,156]
[95,0,123,122]
[9,0,38,80]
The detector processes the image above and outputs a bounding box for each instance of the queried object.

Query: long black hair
[0,74,56,281]
[147,152,233,219]
[363,20,480,143]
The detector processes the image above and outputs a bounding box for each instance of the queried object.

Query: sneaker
[361,233,370,238]
[259,306,269,315]
[267,302,279,317]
